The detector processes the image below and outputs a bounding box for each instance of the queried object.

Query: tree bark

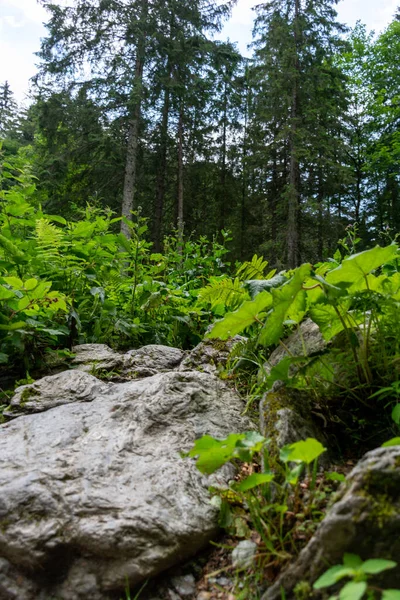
[121,0,147,238]
[219,73,228,233]
[154,69,172,252]
[287,0,301,269]
[177,101,185,248]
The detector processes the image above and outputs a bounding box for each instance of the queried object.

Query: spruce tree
[250,0,348,266]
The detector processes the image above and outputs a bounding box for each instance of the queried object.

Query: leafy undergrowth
[186,236,400,597]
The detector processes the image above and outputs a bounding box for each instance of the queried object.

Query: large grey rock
[72,343,185,380]
[0,369,252,600]
[263,319,326,376]
[123,345,185,378]
[263,445,400,599]
[260,387,328,457]
[72,343,125,373]
[3,370,110,418]
[180,336,245,375]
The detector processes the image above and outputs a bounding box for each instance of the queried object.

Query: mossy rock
[262,445,400,600]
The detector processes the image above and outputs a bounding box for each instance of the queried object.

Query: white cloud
[2,0,47,25]
[1,0,400,104]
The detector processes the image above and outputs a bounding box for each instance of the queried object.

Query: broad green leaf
[339,581,367,600]
[3,276,23,289]
[259,264,312,347]
[286,463,304,485]
[0,352,9,364]
[382,438,400,447]
[360,559,397,574]
[0,321,26,331]
[208,291,272,340]
[29,281,52,300]
[382,590,400,600]
[309,303,346,341]
[46,215,67,225]
[326,245,398,286]
[343,554,363,569]
[314,566,355,589]
[235,473,274,492]
[186,434,245,474]
[392,404,400,425]
[283,438,327,465]
[326,472,346,482]
[17,296,30,311]
[24,278,39,291]
[0,286,15,300]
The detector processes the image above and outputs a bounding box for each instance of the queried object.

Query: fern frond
[237,254,269,281]
[198,277,249,309]
[35,218,65,265]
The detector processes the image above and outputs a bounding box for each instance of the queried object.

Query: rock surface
[260,387,328,456]
[180,336,245,375]
[72,343,125,373]
[263,319,326,375]
[123,345,185,378]
[72,343,185,380]
[3,370,110,418]
[232,540,258,570]
[0,368,253,600]
[262,445,400,599]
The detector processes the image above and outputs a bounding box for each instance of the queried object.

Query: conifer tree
[250,0,348,266]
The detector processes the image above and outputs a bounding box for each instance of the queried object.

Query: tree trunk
[121,0,147,238]
[270,146,278,267]
[317,167,324,261]
[177,101,185,248]
[154,69,172,252]
[240,68,249,261]
[287,0,301,269]
[219,74,228,233]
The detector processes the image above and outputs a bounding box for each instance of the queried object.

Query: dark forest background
[2,0,400,268]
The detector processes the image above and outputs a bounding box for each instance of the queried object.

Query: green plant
[206,243,400,435]
[314,554,400,599]
[0,151,234,376]
[187,434,328,572]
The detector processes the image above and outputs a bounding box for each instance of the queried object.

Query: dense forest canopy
[1,1,400,266]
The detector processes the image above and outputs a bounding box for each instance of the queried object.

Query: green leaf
[309,303,346,341]
[382,590,400,600]
[382,438,400,447]
[0,286,15,300]
[360,559,397,574]
[259,264,311,347]
[343,554,363,569]
[326,245,398,286]
[392,404,400,425]
[208,291,272,340]
[46,215,67,225]
[3,276,24,289]
[235,473,274,492]
[24,278,39,291]
[339,581,367,600]
[326,472,346,482]
[314,566,355,589]
[186,433,245,474]
[282,438,327,465]
[0,321,26,331]
[0,352,9,364]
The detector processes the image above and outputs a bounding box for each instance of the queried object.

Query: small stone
[232,540,258,569]
[197,593,211,600]
[171,574,196,597]
[215,577,232,586]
